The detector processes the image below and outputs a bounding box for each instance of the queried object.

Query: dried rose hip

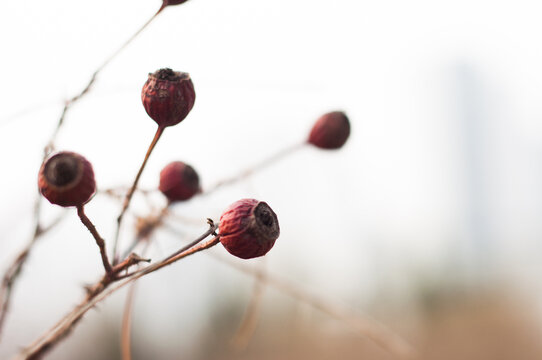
[308,111,350,149]
[141,68,195,128]
[38,151,96,207]
[159,161,200,202]
[219,199,280,259]
[163,0,190,5]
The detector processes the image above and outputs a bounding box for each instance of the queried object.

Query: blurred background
[1,0,542,359]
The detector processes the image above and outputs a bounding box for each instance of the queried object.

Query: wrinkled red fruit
[159,161,200,202]
[308,111,350,149]
[163,0,190,5]
[141,68,195,128]
[219,199,280,259]
[38,151,96,207]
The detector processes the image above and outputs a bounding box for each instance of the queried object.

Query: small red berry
[38,151,96,207]
[308,111,350,149]
[163,0,190,5]
[159,161,200,202]
[141,68,195,128]
[219,199,280,259]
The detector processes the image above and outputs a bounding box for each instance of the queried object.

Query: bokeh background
[1,0,542,359]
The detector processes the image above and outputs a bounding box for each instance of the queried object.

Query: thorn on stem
[127,253,151,264]
[207,218,217,235]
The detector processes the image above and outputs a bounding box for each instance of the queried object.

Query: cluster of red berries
[38,68,350,259]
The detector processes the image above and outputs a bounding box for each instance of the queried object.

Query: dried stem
[204,141,305,196]
[15,225,219,360]
[99,187,156,199]
[0,249,33,342]
[230,260,266,351]
[120,242,151,360]
[95,5,166,79]
[112,253,151,277]
[121,279,138,360]
[114,126,165,264]
[76,206,114,278]
[162,220,217,263]
[0,208,67,341]
[120,206,170,260]
[213,254,417,360]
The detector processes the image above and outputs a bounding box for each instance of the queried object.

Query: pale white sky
[1,0,542,358]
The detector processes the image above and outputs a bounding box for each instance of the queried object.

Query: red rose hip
[159,161,200,202]
[141,68,195,128]
[38,151,96,207]
[308,111,350,149]
[219,199,280,259]
[163,0,190,5]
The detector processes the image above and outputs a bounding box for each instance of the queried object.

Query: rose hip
[38,151,96,207]
[219,199,280,259]
[159,161,200,202]
[141,68,196,128]
[163,0,190,5]
[308,111,350,149]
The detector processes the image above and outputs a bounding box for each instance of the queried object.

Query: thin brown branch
[230,260,266,351]
[95,5,166,77]
[113,126,165,264]
[120,206,170,260]
[120,242,151,360]
[203,142,305,196]
[112,253,151,277]
[99,187,156,198]
[0,209,68,341]
[15,225,219,360]
[0,248,32,342]
[35,211,69,237]
[162,219,218,263]
[76,206,114,278]
[121,279,138,360]
[212,254,418,360]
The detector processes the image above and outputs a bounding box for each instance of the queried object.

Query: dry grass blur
[183,289,542,360]
[419,291,541,360]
